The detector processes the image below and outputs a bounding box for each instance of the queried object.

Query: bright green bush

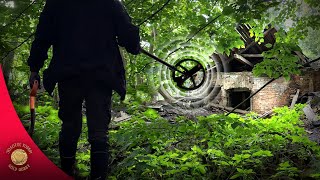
[15,103,320,179]
[109,104,320,179]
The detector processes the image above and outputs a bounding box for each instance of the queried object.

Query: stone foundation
[218,68,320,114]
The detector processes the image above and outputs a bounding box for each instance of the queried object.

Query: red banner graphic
[0,65,71,180]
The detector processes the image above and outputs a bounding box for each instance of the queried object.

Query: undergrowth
[15,103,320,179]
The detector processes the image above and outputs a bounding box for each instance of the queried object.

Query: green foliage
[5,1,320,178]
[105,105,320,179]
[299,28,320,59]
[253,28,303,80]
[271,161,300,179]
[2,0,319,101]
[15,104,61,165]
[14,97,320,179]
[76,150,91,177]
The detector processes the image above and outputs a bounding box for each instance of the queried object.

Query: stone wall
[219,68,320,114]
[219,72,253,107]
[252,77,291,113]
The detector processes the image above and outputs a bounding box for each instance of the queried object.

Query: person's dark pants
[57,76,112,180]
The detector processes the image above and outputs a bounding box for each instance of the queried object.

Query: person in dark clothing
[28,0,141,179]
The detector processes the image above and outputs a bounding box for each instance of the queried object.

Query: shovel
[28,80,39,137]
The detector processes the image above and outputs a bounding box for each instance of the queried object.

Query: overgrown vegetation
[2,0,320,179]
[15,103,320,179]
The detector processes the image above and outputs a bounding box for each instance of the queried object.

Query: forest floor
[308,125,320,144]
[113,100,320,146]
[106,101,320,179]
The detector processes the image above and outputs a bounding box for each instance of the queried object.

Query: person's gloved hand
[29,72,41,89]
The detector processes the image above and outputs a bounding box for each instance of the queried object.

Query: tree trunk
[2,51,14,86]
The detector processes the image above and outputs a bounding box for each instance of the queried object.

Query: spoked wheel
[171,59,206,90]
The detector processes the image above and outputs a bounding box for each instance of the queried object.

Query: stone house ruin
[213,24,320,114]
[218,70,320,114]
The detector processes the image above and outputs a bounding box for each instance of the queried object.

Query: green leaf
[231,122,241,129]
[222,6,234,15]
[143,108,160,119]
[197,165,206,174]
[191,145,203,154]
[230,173,241,179]
[252,150,273,157]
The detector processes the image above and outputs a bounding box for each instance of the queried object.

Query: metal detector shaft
[140,49,185,74]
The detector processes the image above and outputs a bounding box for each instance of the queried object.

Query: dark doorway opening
[228,88,251,110]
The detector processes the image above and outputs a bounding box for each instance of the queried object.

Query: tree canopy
[0,0,319,99]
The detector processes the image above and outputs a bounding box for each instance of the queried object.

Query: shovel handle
[30,80,39,109]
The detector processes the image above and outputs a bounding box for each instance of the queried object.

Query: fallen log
[303,104,319,125]
[234,54,254,67]
[290,89,300,109]
[259,110,273,118]
[207,103,250,114]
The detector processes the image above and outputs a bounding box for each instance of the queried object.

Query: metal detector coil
[171,59,206,90]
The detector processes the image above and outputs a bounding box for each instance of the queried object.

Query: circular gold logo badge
[11,149,28,166]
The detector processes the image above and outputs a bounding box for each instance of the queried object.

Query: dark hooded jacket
[27,0,140,99]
